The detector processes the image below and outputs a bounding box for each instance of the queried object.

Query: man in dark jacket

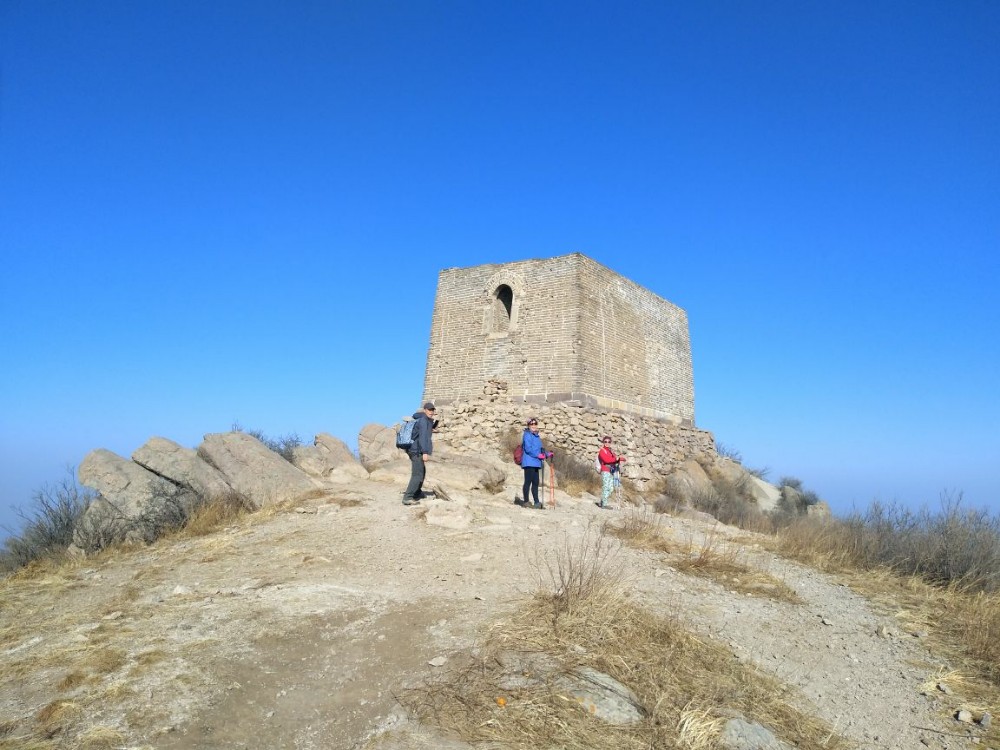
[402,402,436,505]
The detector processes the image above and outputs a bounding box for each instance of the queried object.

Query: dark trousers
[404,452,425,500]
[522,466,540,505]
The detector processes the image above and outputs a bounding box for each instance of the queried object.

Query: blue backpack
[396,419,418,450]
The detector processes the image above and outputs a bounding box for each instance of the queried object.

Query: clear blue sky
[2,1,997,534]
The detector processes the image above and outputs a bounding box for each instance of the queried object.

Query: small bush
[0,471,95,573]
[539,524,625,616]
[714,440,742,463]
[231,421,301,462]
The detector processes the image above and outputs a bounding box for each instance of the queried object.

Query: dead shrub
[231,421,301,462]
[538,524,626,618]
[609,508,673,554]
[0,471,94,573]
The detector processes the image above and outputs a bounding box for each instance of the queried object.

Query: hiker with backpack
[517,417,552,509]
[401,402,436,506]
[597,435,626,509]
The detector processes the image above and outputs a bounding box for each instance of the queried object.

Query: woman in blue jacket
[519,417,552,509]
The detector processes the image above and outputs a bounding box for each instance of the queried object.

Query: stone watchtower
[423,253,695,425]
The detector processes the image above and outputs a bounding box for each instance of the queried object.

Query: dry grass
[35,700,82,734]
[398,526,845,749]
[769,516,1000,739]
[611,509,801,604]
[56,671,87,691]
[85,647,127,675]
[178,490,254,537]
[0,739,56,750]
[75,725,125,750]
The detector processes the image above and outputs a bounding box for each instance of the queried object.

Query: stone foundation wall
[433,387,715,489]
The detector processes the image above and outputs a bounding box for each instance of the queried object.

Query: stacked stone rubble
[431,394,715,489]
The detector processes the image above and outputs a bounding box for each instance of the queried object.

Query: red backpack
[513,444,523,465]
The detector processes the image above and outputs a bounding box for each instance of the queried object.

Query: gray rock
[292,433,361,478]
[314,433,357,466]
[76,449,199,551]
[666,459,713,504]
[957,709,973,723]
[780,485,802,511]
[980,711,992,728]
[132,437,233,500]
[748,476,781,512]
[556,666,644,725]
[291,445,338,478]
[719,718,793,750]
[358,423,400,468]
[198,432,317,508]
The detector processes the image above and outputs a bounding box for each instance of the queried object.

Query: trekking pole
[615,463,625,510]
[548,461,556,508]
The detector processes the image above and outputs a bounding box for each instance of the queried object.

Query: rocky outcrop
[368,450,507,495]
[132,437,233,500]
[75,449,200,551]
[665,459,713,503]
[315,433,356,466]
[292,433,365,479]
[749,476,782,512]
[198,432,317,508]
[358,423,400,468]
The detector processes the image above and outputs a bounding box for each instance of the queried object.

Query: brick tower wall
[423,253,695,424]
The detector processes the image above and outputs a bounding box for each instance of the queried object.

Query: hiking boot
[533,502,544,510]
[402,497,420,506]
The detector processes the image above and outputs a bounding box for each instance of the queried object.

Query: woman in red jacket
[597,436,626,509]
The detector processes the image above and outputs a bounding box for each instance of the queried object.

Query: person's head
[526,417,539,433]
[602,435,612,446]
[423,401,436,418]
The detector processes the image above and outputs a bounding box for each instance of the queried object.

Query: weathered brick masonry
[421,254,714,485]
[423,253,694,422]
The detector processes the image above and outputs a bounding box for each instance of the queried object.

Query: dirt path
[0,475,965,749]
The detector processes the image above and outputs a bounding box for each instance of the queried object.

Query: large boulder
[749,476,782,512]
[292,433,365,479]
[198,432,317,508]
[291,445,337,478]
[358,423,400,468]
[76,449,199,551]
[666,459,714,503]
[314,433,357,466]
[713,458,748,487]
[780,485,803,512]
[132,437,234,500]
